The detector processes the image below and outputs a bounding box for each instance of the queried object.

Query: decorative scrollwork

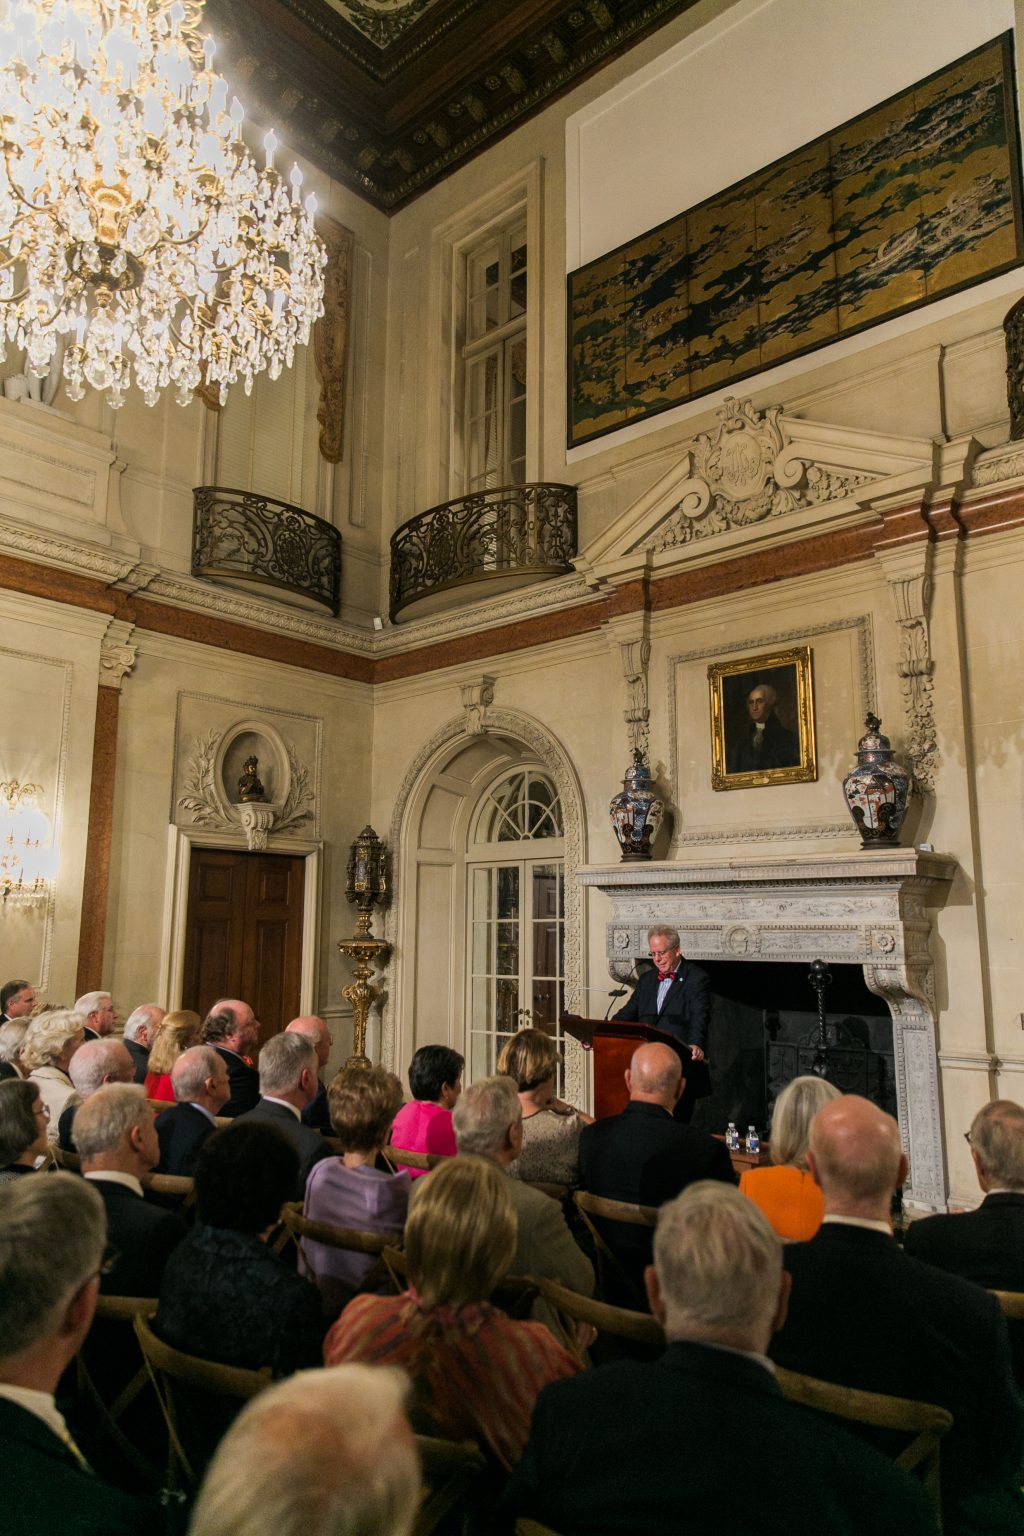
[192,487,342,616]
[389,483,577,621]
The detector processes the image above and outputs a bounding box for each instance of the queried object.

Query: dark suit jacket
[301,1078,333,1133]
[730,710,800,774]
[0,1396,155,1536]
[86,1177,187,1297]
[237,1098,331,1198]
[57,1100,79,1151]
[615,962,711,1052]
[124,1038,150,1085]
[501,1340,937,1536]
[904,1191,1024,1381]
[214,1046,261,1118]
[579,1101,736,1293]
[771,1222,1024,1502]
[155,1101,217,1175]
[82,1026,100,1042]
[0,1059,20,1082]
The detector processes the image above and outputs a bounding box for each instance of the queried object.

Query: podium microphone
[563,986,628,1017]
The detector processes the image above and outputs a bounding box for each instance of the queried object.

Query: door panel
[182,849,304,1044]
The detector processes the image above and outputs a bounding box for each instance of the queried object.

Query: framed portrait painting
[709,647,817,791]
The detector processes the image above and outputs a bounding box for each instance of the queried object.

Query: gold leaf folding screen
[567,33,1023,448]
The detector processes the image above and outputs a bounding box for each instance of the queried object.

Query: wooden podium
[560,1013,711,1120]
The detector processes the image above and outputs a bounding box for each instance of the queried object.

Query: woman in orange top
[144,1009,201,1103]
[739,1075,841,1241]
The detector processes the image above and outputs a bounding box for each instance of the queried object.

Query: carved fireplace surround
[576,848,957,1211]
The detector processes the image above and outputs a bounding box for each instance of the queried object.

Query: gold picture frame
[709,647,817,791]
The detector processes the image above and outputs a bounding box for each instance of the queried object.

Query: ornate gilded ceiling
[203,0,702,210]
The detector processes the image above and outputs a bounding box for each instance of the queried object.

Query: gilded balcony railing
[192,487,342,617]
[389,482,577,622]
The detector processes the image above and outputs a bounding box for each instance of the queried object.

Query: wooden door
[182,849,305,1047]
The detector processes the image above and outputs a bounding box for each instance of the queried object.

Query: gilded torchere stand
[338,825,390,1068]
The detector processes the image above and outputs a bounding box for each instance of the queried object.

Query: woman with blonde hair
[21,1009,85,1140]
[497,1027,592,1187]
[739,1074,842,1240]
[324,1155,580,1469]
[144,1009,201,1102]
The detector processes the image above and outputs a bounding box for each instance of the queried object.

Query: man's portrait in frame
[709,647,817,791]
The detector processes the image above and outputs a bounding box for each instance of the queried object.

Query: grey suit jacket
[505,1172,594,1297]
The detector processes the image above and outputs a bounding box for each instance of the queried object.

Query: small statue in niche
[237,756,266,803]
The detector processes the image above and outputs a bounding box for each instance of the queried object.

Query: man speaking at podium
[615,926,711,1122]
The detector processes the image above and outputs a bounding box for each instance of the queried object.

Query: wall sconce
[0,779,53,905]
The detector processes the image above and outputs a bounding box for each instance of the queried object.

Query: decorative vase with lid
[609,748,664,862]
[842,713,911,848]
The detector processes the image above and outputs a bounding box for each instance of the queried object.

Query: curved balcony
[192,487,342,617]
[389,482,578,622]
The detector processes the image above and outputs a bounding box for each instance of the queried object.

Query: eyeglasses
[963,1131,973,1147]
[34,1103,50,1120]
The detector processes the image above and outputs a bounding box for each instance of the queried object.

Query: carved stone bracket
[314,216,355,465]
[635,396,874,551]
[239,803,276,852]
[99,619,138,691]
[603,611,653,766]
[460,675,496,735]
[576,850,957,1210]
[874,542,939,795]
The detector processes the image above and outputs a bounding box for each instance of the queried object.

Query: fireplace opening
[690,960,895,1143]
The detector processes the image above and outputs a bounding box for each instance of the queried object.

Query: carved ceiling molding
[203,0,702,209]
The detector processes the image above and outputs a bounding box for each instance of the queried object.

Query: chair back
[384,1144,451,1173]
[75,1295,159,1486]
[992,1288,1024,1320]
[413,1435,486,1536]
[572,1190,657,1309]
[282,1206,399,1299]
[52,1145,81,1171]
[523,1179,569,1203]
[775,1367,952,1523]
[531,1275,664,1360]
[133,1313,272,1489]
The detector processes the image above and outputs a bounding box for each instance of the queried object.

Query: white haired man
[200,999,261,1117]
[286,1014,334,1133]
[56,1037,136,1150]
[121,1004,165,1084]
[154,1046,230,1175]
[237,1032,331,1198]
[613,926,713,1121]
[0,1175,153,1536]
[189,1365,419,1536]
[772,1095,1023,1525]
[0,1018,30,1081]
[454,1075,593,1299]
[503,1182,937,1535]
[74,990,118,1042]
[74,1083,186,1296]
[729,679,799,773]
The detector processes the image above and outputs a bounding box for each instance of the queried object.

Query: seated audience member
[0,1017,29,1080]
[75,1083,187,1296]
[22,1010,86,1140]
[389,1043,463,1175]
[905,1098,1024,1380]
[324,1156,581,1470]
[302,1066,411,1315]
[189,1365,419,1536]
[502,1182,938,1536]
[0,1078,51,1181]
[454,1075,594,1298]
[237,1032,330,1198]
[579,1041,735,1298]
[121,1004,164,1084]
[74,991,118,1041]
[285,1015,334,1133]
[0,1175,154,1536]
[771,1094,1024,1527]
[144,1009,201,1103]
[0,977,36,1026]
[200,999,261,1117]
[498,1027,592,1187]
[154,1046,230,1175]
[155,1121,323,1378]
[739,1074,841,1240]
[58,1037,136,1150]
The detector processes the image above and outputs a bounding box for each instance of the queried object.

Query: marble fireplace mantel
[576,848,958,1210]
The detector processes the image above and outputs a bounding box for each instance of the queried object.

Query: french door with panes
[468,859,565,1084]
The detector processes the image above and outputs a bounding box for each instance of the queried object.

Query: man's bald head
[69,1038,135,1098]
[627,1042,683,1111]
[807,1096,907,1217]
[285,1015,332,1069]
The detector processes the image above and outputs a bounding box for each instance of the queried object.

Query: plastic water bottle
[726,1121,738,1151]
[746,1125,760,1155]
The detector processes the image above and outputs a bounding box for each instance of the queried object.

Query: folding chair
[413,1434,487,1536]
[992,1288,1024,1320]
[572,1190,657,1309]
[282,1206,400,1305]
[530,1274,664,1361]
[75,1296,161,1487]
[133,1314,272,1491]
[383,1145,451,1174]
[775,1367,952,1527]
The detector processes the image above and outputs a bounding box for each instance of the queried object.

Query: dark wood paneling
[76,686,122,997]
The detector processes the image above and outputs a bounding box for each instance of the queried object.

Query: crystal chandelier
[0,779,53,905]
[0,0,326,409]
